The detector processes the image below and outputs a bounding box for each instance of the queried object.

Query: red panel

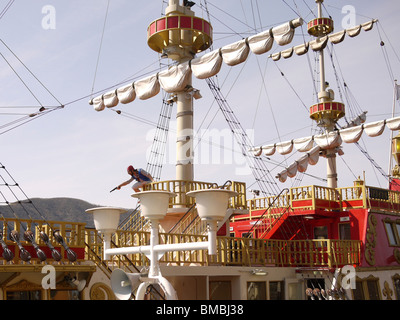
[204,21,210,35]
[332,102,337,110]
[157,18,166,32]
[180,16,191,28]
[168,16,179,29]
[325,102,331,110]
[193,17,203,31]
[149,22,156,36]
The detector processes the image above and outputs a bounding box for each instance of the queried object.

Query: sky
[0,0,399,213]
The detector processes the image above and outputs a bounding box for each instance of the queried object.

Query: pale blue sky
[0,0,399,209]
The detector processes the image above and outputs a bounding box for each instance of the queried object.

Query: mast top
[147,1,212,61]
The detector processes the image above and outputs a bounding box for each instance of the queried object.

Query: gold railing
[244,184,400,215]
[85,229,361,269]
[0,218,86,264]
[144,180,247,209]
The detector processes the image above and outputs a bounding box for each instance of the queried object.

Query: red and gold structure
[147,1,213,184]
[308,0,345,188]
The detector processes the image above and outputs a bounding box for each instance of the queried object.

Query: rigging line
[0,173,38,229]
[0,107,63,136]
[0,163,56,231]
[281,0,302,18]
[255,0,263,32]
[376,21,400,65]
[239,0,249,27]
[0,39,63,106]
[193,60,249,152]
[339,155,357,181]
[0,0,14,20]
[272,61,309,112]
[91,0,111,98]
[376,22,396,86]
[203,1,257,34]
[249,0,259,33]
[0,51,43,107]
[291,2,319,101]
[206,77,281,196]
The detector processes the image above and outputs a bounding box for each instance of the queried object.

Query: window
[209,281,231,300]
[352,276,381,300]
[6,291,41,300]
[50,290,81,300]
[247,282,266,300]
[339,223,351,240]
[314,226,328,239]
[384,219,400,246]
[269,281,284,300]
[393,276,400,300]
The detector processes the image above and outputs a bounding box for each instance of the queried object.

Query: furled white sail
[158,63,192,93]
[103,90,119,108]
[134,74,160,100]
[117,83,136,104]
[276,146,321,182]
[190,50,222,79]
[90,96,105,112]
[314,131,342,149]
[221,39,250,66]
[270,19,377,61]
[293,136,314,152]
[257,115,400,183]
[89,18,303,111]
[272,22,295,46]
[339,125,363,143]
[248,29,274,55]
[363,120,386,137]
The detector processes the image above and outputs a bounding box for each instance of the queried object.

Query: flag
[396,83,400,101]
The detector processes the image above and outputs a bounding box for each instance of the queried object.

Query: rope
[90,0,111,97]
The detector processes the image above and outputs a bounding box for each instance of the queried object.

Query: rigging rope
[205,76,281,197]
[90,0,111,98]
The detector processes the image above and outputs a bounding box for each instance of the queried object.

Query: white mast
[309,0,345,188]
[148,0,213,182]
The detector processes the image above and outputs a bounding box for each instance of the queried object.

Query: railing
[0,218,86,264]
[243,184,400,215]
[144,180,247,209]
[84,229,361,269]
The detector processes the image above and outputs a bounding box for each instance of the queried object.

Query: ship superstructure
[0,0,399,301]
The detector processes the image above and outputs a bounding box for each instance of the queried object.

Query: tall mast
[147,0,213,182]
[308,0,345,188]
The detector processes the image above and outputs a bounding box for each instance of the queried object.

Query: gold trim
[89,283,115,300]
[382,281,393,300]
[365,214,377,266]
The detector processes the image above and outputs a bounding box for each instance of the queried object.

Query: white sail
[262,116,400,182]
[89,19,303,111]
[117,83,136,104]
[158,63,192,93]
[270,19,377,61]
[191,50,223,79]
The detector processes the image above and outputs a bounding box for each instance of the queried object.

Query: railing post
[327,239,333,268]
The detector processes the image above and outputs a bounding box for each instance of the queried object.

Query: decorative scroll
[365,214,377,266]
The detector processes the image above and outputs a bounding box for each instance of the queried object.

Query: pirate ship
[1,0,400,301]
